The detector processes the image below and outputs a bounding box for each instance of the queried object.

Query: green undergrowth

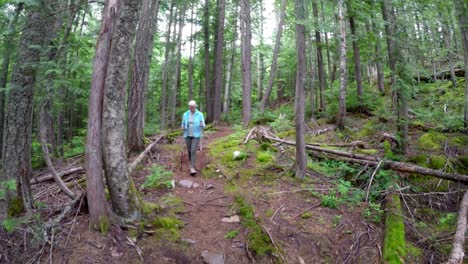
[233,196,279,258]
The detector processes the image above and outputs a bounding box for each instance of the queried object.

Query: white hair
[188,100,197,107]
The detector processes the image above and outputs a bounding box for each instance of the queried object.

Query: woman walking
[181,100,205,175]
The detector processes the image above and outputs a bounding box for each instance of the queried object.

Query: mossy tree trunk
[102,0,142,221]
[1,0,51,213]
[383,193,406,263]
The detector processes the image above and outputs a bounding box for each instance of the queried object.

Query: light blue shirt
[181,110,205,138]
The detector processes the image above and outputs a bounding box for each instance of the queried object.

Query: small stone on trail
[221,215,240,223]
[181,238,197,245]
[205,184,215,190]
[177,179,199,189]
[232,241,244,248]
[201,250,224,264]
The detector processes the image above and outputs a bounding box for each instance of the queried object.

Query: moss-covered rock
[416,131,447,151]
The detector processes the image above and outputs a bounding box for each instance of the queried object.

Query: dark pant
[185,137,200,168]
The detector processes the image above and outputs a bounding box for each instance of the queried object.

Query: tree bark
[0,3,23,159]
[312,0,327,111]
[127,0,159,152]
[294,0,307,179]
[445,190,468,264]
[241,0,252,126]
[1,1,50,212]
[336,0,348,131]
[160,2,174,131]
[453,0,468,130]
[188,3,195,100]
[321,1,332,87]
[223,3,238,114]
[85,0,119,230]
[170,5,186,129]
[259,0,286,112]
[213,0,226,122]
[102,0,142,221]
[204,0,213,123]
[347,0,363,104]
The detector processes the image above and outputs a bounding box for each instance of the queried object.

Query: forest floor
[1,112,466,263]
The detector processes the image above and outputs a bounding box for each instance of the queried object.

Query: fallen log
[445,190,468,264]
[257,129,468,183]
[31,166,84,185]
[128,134,165,175]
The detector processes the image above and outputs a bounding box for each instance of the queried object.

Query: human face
[189,105,196,113]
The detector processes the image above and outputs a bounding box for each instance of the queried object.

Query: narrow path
[170,126,250,263]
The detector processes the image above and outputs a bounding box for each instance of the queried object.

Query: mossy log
[258,130,468,183]
[445,190,468,264]
[383,193,406,263]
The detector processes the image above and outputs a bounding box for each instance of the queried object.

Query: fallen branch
[445,190,468,264]
[365,160,383,203]
[256,129,468,183]
[243,127,257,144]
[31,166,84,185]
[128,134,165,175]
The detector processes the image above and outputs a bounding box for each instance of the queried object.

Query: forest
[0,0,467,263]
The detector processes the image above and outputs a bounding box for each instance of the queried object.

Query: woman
[181,100,205,175]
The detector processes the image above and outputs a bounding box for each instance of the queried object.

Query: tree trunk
[213,0,226,122]
[223,4,238,114]
[256,0,264,102]
[321,0,332,87]
[128,0,159,152]
[336,0,348,131]
[445,190,468,264]
[347,0,363,105]
[454,0,468,130]
[160,2,174,131]
[259,0,286,112]
[85,0,120,230]
[1,1,50,213]
[241,0,252,126]
[102,0,142,221]
[294,0,307,179]
[371,11,385,94]
[0,3,23,159]
[204,0,213,123]
[170,5,186,129]
[188,3,195,100]
[312,1,327,111]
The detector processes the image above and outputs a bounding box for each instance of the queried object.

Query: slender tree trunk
[85,0,120,230]
[259,0,286,112]
[371,11,385,94]
[213,0,225,122]
[454,0,468,130]
[321,0,332,86]
[0,4,23,159]
[257,0,264,101]
[102,0,142,221]
[313,0,327,111]
[241,0,252,126]
[294,0,307,179]
[203,0,213,123]
[1,1,51,213]
[171,5,186,129]
[127,0,159,152]
[336,0,348,131]
[188,3,195,100]
[347,0,363,105]
[223,3,238,114]
[160,2,174,130]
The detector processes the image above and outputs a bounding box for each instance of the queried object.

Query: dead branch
[31,167,84,185]
[255,128,468,183]
[445,190,468,264]
[243,127,257,144]
[128,134,165,175]
[292,202,321,218]
[365,160,383,203]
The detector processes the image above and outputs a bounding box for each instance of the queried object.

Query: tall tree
[203,0,213,122]
[128,0,160,152]
[259,0,287,112]
[240,0,252,126]
[453,0,468,130]
[347,0,363,105]
[102,0,142,221]
[223,2,238,114]
[1,0,51,213]
[336,0,348,131]
[85,0,120,230]
[256,0,265,101]
[170,5,186,128]
[188,3,196,100]
[312,0,327,111]
[0,3,23,159]
[160,2,175,130]
[294,0,307,179]
[213,0,226,122]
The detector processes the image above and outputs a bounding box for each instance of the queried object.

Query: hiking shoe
[190,167,197,175]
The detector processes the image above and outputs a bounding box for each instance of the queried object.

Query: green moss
[256,151,274,163]
[407,155,429,167]
[152,217,183,230]
[449,135,468,148]
[429,155,446,170]
[277,130,295,139]
[417,131,447,151]
[143,202,162,216]
[7,196,24,217]
[159,194,184,212]
[264,208,274,218]
[354,148,379,155]
[301,212,312,219]
[224,182,238,193]
[383,194,406,264]
[405,242,423,263]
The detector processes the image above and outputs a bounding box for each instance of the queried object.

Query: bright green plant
[363,202,384,223]
[321,191,340,209]
[0,179,16,200]
[225,229,239,239]
[142,164,173,189]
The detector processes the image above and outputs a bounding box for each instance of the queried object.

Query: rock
[177,179,199,189]
[201,250,224,264]
[181,238,197,245]
[232,241,244,248]
[205,184,215,190]
[221,215,240,223]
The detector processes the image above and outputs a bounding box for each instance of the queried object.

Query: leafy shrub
[363,202,384,223]
[142,164,173,189]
